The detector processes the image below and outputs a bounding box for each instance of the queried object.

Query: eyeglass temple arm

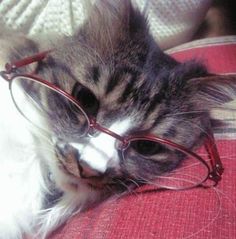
[4,50,52,74]
[204,132,224,185]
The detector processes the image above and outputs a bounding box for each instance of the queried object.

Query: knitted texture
[0,0,212,49]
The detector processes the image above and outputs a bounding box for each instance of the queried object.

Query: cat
[0,0,235,239]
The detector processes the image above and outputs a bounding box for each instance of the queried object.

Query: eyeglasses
[0,51,224,190]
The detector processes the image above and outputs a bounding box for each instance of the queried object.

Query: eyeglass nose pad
[115,138,130,151]
[87,127,98,138]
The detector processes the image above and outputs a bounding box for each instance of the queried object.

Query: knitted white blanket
[0,0,212,49]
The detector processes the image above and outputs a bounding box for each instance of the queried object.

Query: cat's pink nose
[77,159,102,178]
[55,141,103,178]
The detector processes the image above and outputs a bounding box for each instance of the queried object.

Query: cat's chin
[55,158,107,193]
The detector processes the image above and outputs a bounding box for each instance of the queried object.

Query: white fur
[0,70,43,238]
[0,60,133,238]
[0,75,100,238]
[72,119,132,173]
[0,64,80,238]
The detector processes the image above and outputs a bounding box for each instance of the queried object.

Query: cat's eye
[72,83,99,116]
[130,140,164,156]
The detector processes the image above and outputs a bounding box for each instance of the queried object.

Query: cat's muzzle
[55,141,103,179]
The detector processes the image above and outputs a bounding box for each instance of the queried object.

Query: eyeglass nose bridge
[88,118,129,148]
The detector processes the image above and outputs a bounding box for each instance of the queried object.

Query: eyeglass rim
[9,74,91,137]
[120,136,212,190]
[0,51,224,189]
[9,74,220,187]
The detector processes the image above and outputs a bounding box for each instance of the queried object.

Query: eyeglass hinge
[0,62,17,81]
[5,63,17,74]
[0,70,11,81]
[215,163,224,175]
[208,163,224,186]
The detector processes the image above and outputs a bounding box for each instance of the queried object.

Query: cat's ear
[0,25,39,72]
[82,0,148,43]
[189,74,236,109]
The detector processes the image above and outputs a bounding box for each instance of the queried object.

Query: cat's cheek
[119,158,142,179]
[51,149,106,192]
[49,160,78,192]
[120,156,165,181]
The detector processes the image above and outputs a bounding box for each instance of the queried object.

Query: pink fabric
[50,40,236,239]
[171,42,236,74]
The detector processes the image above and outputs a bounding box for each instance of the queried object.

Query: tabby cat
[0,1,235,238]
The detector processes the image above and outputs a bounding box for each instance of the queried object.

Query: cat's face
[30,1,207,192]
[16,0,234,193]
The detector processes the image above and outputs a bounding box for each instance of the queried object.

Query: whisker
[133,175,157,185]
[105,184,115,194]
[111,178,140,197]
[220,154,236,160]
[126,178,141,188]
[182,187,222,239]
[136,172,208,190]
[114,179,131,192]
[154,174,201,186]
[212,105,236,112]
[176,160,208,171]
[156,172,204,180]
[165,110,206,117]
[214,187,236,211]
[172,117,211,137]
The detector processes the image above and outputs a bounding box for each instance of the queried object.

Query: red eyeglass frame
[0,51,224,189]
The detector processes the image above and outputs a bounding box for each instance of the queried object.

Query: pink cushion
[50,38,236,239]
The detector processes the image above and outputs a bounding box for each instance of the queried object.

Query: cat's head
[15,0,236,193]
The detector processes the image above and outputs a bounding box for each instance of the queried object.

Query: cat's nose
[77,159,102,178]
[55,141,101,178]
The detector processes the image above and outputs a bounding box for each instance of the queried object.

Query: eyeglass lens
[11,76,90,136]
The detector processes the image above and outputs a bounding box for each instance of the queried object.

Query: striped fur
[0,0,236,238]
